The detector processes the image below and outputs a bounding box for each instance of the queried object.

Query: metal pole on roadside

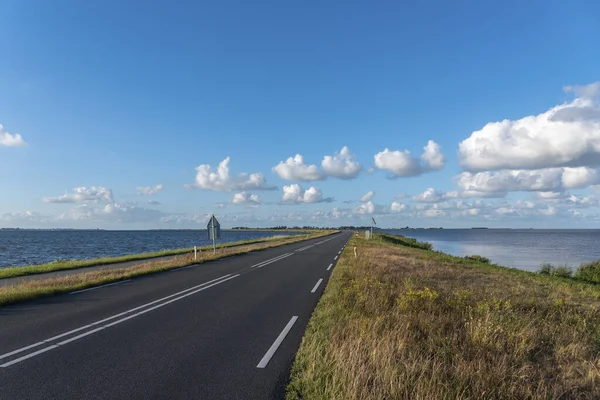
[207,214,221,255]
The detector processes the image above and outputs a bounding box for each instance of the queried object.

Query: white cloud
[56,202,165,223]
[321,146,362,179]
[391,202,409,213]
[147,200,161,205]
[232,191,261,206]
[281,184,333,204]
[354,201,375,215]
[562,194,598,208]
[0,210,47,223]
[564,82,600,99]
[374,140,446,177]
[359,191,375,202]
[136,184,164,196]
[534,191,565,200]
[43,186,114,203]
[458,82,600,172]
[456,167,599,195]
[413,188,458,203]
[272,154,322,181]
[562,167,598,188]
[394,193,410,199]
[188,157,275,192]
[0,124,27,147]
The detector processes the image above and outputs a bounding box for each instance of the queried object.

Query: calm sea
[383,229,600,272]
[0,230,301,269]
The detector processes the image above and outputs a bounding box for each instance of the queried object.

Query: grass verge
[0,234,304,280]
[287,233,600,399]
[0,231,336,307]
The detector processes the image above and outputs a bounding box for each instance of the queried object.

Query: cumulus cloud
[232,191,261,206]
[458,82,600,172]
[420,209,447,218]
[187,157,275,192]
[374,140,446,177]
[281,184,333,204]
[56,202,165,223]
[413,188,459,203]
[136,184,164,196]
[0,210,47,223]
[354,201,375,215]
[147,200,161,206]
[43,186,114,203]
[0,124,27,147]
[273,146,362,181]
[534,191,566,200]
[359,191,375,202]
[321,146,362,179]
[394,193,410,199]
[456,167,599,196]
[272,154,323,181]
[391,202,409,213]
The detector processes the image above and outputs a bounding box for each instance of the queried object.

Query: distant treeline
[231,226,388,231]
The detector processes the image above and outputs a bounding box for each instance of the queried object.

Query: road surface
[0,231,351,400]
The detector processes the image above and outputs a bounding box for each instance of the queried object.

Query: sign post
[207,215,221,254]
[371,217,376,240]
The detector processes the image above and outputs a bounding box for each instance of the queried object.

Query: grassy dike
[0,234,310,280]
[287,233,600,399]
[0,231,335,307]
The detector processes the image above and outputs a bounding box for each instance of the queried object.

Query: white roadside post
[194,246,197,260]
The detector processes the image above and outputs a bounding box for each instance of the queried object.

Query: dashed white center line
[334,256,338,260]
[257,316,298,369]
[327,263,333,271]
[311,278,323,293]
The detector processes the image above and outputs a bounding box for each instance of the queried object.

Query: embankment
[287,233,600,399]
[0,232,318,280]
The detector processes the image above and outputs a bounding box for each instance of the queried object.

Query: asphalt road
[0,231,351,400]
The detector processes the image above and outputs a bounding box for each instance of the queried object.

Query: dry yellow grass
[0,231,336,306]
[287,234,600,399]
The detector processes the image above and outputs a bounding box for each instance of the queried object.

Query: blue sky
[1,0,600,229]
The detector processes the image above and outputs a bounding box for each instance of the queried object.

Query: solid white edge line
[311,278,323,293]
[1,275,240,368]
[0,274,232,362]
[256,316,298,369]
[327,263,333,271]
[69,279,133,295]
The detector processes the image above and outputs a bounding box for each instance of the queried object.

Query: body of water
[383,229,600,272]
[0,230,301,268]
